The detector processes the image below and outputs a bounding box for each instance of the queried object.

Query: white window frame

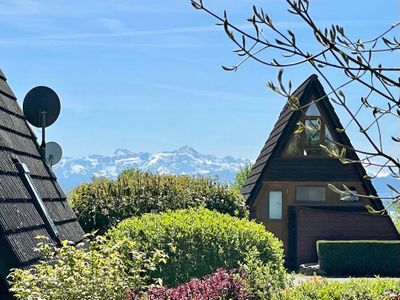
[268,190,283,220]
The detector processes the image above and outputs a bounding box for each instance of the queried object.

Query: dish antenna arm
[40,110,47,157]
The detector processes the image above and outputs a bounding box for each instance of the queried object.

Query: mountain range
[53,146,250,191]
[53,146,399,205]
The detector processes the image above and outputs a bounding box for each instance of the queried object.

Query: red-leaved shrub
[126,269,248,300]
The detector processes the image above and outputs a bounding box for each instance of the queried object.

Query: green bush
[69,170,248,233]
[107,208,285,287]
[278,278,400,300]
[240,248,291,299]
[317,240,400,276]
[7,236,166,300]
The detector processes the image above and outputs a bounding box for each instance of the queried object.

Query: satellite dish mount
[40,110,47,149]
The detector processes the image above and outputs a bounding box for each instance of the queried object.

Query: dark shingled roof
[242,74,383,210]
[0,69,84,294]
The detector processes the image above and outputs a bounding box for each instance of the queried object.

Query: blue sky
[0,0,398,160]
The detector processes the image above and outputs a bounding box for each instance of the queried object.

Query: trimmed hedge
[279,278,400,300]
[107,208,285,287]
[317,240,400,276]
[69,169,248,233]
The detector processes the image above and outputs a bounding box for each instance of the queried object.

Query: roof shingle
[0,68,84,287]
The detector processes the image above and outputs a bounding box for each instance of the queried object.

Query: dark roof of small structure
[242,74,383,210]
[0,69,84,283]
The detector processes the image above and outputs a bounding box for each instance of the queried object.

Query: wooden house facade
[0,69,84,298]
[242,74,399,268]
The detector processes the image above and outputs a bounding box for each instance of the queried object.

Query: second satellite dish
[46,141,63,166]
[23,86,61,128]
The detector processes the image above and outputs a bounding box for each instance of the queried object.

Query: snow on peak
[112,149,133,157]
[53,146,251,191]
[177,145,198,154]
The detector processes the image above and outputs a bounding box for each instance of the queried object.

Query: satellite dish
[23,86,61,128]
[23,86,61,157]
[46,141,62,166]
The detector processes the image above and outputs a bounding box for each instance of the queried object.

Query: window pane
[305,102,321,116]
[284,134,302,155]
[304,148,322,156]
[296,186,326,201]
[269,191,282,219]
[305,119,321,146]
[325,125,338,152]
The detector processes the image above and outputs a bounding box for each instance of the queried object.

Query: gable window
[304,118,323,156]
[284,102,337,157]
[268,190,282,219]
[296,186,326,202]
[305,102,320,116]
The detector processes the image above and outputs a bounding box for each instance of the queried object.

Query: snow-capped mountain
[53,146,250,191]
[53,145,399,202]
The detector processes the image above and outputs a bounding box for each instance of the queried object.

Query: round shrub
[69,170,248,233]
[107,208,285,287]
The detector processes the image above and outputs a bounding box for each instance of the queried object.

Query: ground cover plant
[278,278,400,300]
[8,235,166,300]
[69,169,247,233]
[107,207,286,288]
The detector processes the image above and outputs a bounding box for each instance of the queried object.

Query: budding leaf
[221,65,237,71]
[191,1,202,9]
[336,128,345,133]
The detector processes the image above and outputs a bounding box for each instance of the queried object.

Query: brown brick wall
[295,207,399,265]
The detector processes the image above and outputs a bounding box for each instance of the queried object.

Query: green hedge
[279,278,400,300]
[107,208,285,287]
[69,169,248,233]
[317,240,400,276]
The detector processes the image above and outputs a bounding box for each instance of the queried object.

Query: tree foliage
[191,0,400,210]
[232,164,252,193]
[69,169,248,233]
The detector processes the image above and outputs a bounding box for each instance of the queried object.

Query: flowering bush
[126,269,248,300]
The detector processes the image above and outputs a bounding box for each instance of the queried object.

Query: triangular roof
[242,74,383,210]
[0,69,84,294]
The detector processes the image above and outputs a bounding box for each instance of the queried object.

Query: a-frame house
[0,69,84,298]
[242,74,399,268]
